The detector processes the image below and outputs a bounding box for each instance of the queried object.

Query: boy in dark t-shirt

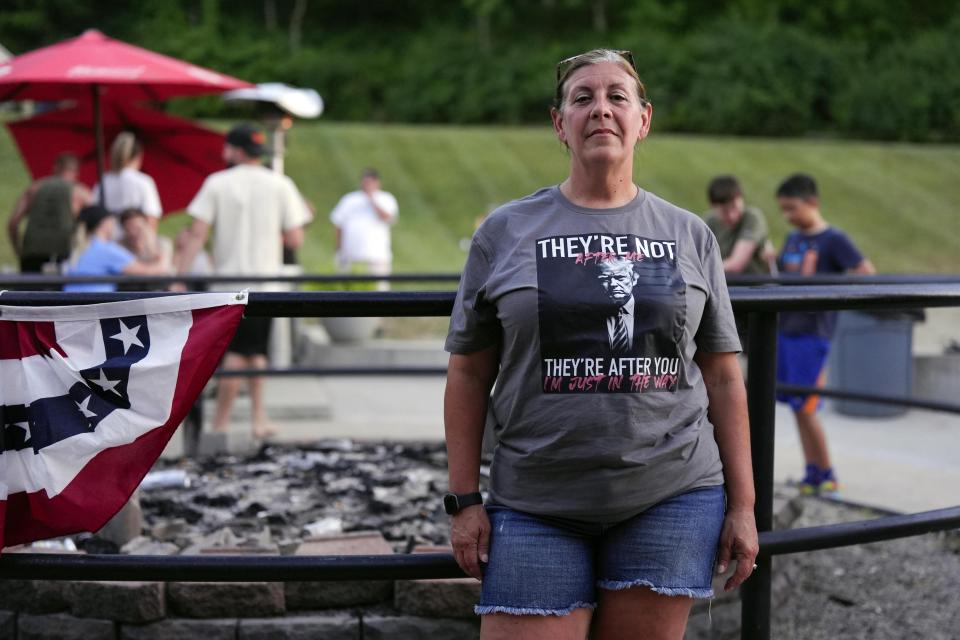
[775,174,875,496]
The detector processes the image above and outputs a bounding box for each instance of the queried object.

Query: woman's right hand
[450,504,490,581]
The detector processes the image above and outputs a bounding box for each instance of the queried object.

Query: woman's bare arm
[444,345,499,580]
[695,350,759,591]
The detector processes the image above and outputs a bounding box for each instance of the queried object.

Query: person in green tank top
[7,153,91,273]
[703,175,775,276]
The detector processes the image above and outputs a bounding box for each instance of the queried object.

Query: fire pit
[103,440,469,555]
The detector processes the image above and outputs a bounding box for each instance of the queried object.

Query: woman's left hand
[715,506,759,592]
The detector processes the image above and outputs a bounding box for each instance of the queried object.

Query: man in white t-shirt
[329,168,398,280]
[177,122,310,439]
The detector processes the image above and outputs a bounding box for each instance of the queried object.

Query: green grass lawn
[2,121,958,274]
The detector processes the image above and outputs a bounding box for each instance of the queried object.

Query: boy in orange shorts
[775,174,875,495]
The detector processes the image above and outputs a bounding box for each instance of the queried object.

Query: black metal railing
[2,271,960,288]
[201,373,960,415]
[776,384,960,415]
[5,281,960,312]
[2,282,960,640]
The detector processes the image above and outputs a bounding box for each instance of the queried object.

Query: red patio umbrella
[7,102,226,214]
[0,29,251,183]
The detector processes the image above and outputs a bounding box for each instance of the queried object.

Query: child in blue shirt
[65,206,168,292]
[775,174,875,495]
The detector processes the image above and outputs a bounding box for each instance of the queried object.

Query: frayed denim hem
[597,579,714,599]
[475,601,598,617]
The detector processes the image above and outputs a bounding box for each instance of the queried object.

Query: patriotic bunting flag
[0,292,246,551]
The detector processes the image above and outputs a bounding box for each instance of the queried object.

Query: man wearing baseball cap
[177,122,311,440]
[225,122,266,157]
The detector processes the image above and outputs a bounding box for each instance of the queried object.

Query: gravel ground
[104,442,960,638]
[768,498,960,639]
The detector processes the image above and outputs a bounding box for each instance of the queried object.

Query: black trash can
[828,310,919,417]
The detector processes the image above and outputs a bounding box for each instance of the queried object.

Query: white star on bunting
[15,421,31,442]
[110,319,144,354]
[76,395,97,419]
[91,369,122,396]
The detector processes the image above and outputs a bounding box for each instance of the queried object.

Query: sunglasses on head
[555,50,637,87]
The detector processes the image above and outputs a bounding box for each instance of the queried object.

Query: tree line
[2,0,959,141]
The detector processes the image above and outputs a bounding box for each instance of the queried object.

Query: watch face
[443,493,459,515]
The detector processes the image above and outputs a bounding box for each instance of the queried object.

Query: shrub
[652,21,842,136]
[832,24,960,142]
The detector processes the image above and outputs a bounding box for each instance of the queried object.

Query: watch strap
[455,491,483,510]
[444,491,483,514]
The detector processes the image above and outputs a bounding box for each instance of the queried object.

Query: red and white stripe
[0,292,246,550]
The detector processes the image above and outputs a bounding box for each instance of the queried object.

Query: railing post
[741,311,778,640]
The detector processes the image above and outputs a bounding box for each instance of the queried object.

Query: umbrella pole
[92,83,105,206]
[270,121,285,175]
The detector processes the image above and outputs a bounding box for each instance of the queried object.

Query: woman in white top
[93,132,163,231]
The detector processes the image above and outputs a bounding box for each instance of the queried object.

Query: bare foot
[252,422,279,440]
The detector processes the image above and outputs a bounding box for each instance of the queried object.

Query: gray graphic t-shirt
[445,186,741,522]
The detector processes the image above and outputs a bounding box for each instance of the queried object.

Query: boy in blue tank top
[775,174,875,495]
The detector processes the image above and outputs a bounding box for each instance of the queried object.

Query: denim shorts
[476,484,726,616]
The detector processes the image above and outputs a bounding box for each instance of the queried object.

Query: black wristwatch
[443,491,483,515]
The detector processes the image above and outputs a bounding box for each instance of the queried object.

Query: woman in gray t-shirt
[444,49,758,638]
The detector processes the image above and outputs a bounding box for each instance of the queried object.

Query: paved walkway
[162,371,960,516]
[772,402,960,514]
